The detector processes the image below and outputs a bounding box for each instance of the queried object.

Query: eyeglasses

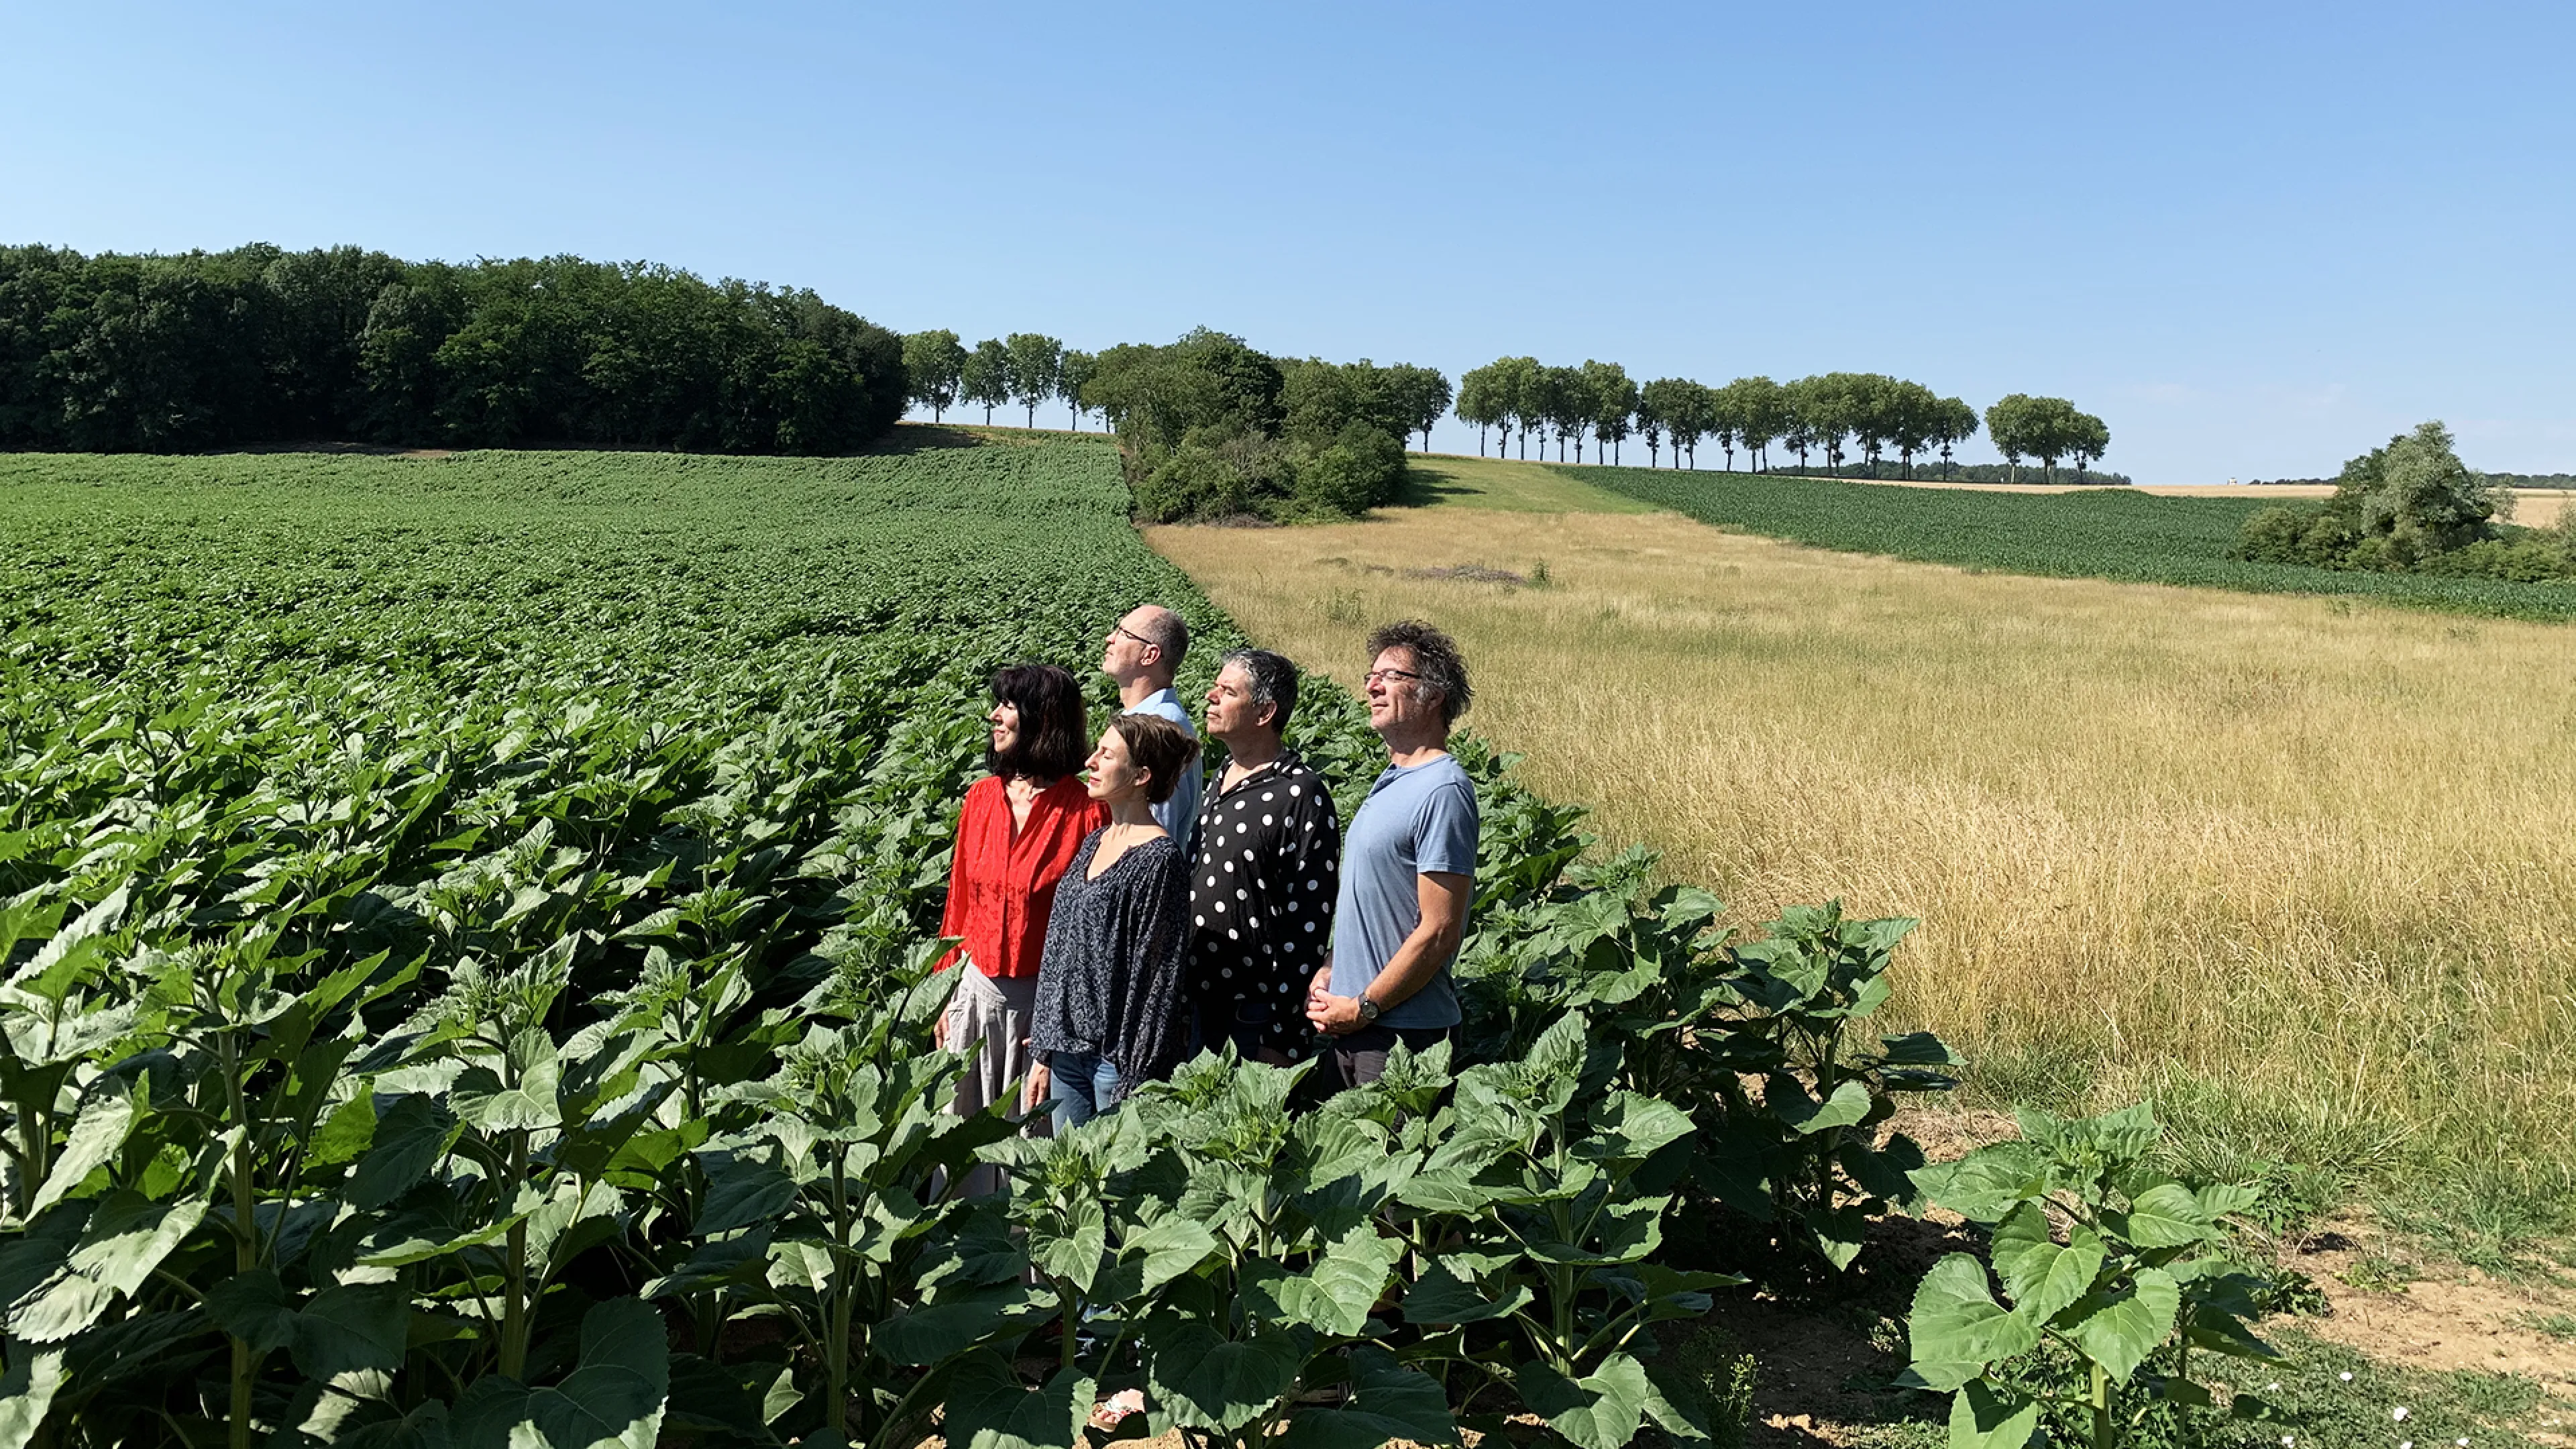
[1111,623,1156,649]
[1363,667,1424,686]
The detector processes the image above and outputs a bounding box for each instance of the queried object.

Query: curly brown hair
[1364,619,1472,727]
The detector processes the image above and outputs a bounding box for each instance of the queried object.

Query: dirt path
[2288,1224,2576,1396]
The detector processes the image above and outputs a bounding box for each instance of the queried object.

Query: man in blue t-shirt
[1305,619,1479,1089]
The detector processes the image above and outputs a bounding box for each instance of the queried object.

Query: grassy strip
[1571,463,2576,621]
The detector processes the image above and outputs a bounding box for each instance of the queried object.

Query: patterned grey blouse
[1028,828,1192,1088]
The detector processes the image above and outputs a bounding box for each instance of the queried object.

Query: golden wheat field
[1148,458,2576,1194]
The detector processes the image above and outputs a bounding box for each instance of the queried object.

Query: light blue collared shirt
[1123,686,1203,853]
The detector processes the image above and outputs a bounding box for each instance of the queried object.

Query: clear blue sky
[7,1,2570,482]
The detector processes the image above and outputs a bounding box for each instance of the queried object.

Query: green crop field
[1576,464,2576,620]
[1,440,2551,1449]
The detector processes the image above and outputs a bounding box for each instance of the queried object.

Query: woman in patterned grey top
[1026,713,1199,1131]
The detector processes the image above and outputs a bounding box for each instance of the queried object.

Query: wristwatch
[1356,994,1381,1025]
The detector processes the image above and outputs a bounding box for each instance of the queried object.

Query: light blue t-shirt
[1124,687,1203,852]
[1328,753,1479,1029]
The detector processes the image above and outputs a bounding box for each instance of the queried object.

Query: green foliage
[1453,850,1960,1271]
[1005,333,1064,429]
[1090,330,1431,521]
[0,442,1173,1446]
[2229,421,2575,582]
[0,440,1962,1449]
[1984,394,2110,482]
[903,328,967,423]
[964,337,1012,425]
[0,244,906,453]
[1580,460,2576,620]
[1904,1105,2279,1449]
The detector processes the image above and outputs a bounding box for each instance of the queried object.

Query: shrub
[1291,424,1406,517]
[2222,421,2573,584]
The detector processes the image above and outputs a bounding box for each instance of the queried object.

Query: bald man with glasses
[1100,604,1203,849]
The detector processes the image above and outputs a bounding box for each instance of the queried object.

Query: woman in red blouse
[934,663,1108,1156]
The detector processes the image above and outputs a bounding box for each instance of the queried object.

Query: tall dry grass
[1148,508,2576,1197]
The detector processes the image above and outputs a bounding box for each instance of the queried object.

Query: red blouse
[937,775,1111,979]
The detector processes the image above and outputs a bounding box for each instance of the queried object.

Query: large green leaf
[1915,1142,2045,1224]
[1103,1214,1217,1299]
[943,1351,1091,1449]
[1988,1203,2102,1326]
[2064,1267,2180,1383]
[1400,1260,1532,1326]
[347,1093,460,1209]
[1277,1347,1454,1449]
[876,1282,1038,1366]
[68,1190,208,1298]
[0,1348,65,1449]
[1805,1203,1871,1272]
[1512,1353,1653,1449]
[27,1088,136,1216]
[2116,1182,2220,1249]
[1878,1031,1962,1067]
[1239,1225,1402,1338]
[1144,1319,1307,1434]
[1572,1092,1694,1164]
[1026,1197,1107,1296]
[11,1191,209,1342]
[204,1267,299,1353]
[292,1282,411,1379]
[451,1296,668,1449]
[1903,1254,2038,1393]
[1949,1378,2042,1449]
[450,1030,565,1133]
[1774,1077,1872,1136]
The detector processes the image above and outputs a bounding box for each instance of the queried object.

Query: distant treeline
[1766,461,2135,486]
[2251,472,2575,490]
[1454,361,2110,484]
[0,244,906,453]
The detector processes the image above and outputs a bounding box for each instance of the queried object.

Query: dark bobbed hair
[1364,619,1472,728]
[1110,713,1200,806]
[988,663,1089,782]
[1220,647,1300,731]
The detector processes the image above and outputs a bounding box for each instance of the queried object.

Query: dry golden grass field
[1148,455,2576,1206]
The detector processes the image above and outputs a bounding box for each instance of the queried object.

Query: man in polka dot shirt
[1187,648,1342,1063]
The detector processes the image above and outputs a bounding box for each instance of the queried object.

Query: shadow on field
[195,422,1066,460]
[1390,463,1482,506]
[1662,1209,1973,1444]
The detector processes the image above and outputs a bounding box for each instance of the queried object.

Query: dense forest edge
[0,244,906,453]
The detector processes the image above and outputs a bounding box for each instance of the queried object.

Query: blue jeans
[1046,1051,1124,1133]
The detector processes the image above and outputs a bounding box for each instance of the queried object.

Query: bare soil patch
[2287,1221,2576,1393]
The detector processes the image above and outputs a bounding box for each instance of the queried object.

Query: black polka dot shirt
[1187,751,1342,1060]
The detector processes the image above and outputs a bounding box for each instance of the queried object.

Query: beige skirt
[944,965,1044,1198]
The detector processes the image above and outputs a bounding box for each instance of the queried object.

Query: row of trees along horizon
[1,243,2110,515]
[902,329,2118,521]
